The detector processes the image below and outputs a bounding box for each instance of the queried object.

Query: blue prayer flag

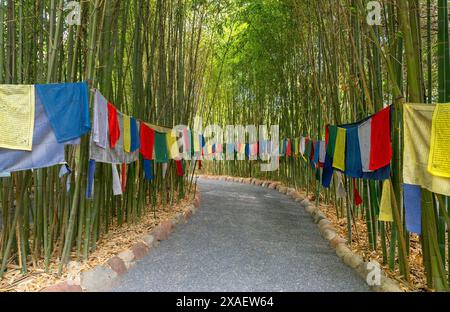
[35,82,91,143]
[144,159,154,181]
[404,184,422,235]
[130,118,140,152]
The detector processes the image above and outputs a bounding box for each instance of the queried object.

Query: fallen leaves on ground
[0,195,194,292]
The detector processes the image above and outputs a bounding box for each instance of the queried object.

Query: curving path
[111,178,369,292]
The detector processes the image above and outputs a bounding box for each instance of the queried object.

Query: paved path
[111,178,369,292]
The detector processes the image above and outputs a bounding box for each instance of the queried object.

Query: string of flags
[0,82,87,174]
[278,107,393,225]
[284,103,450,236]
[1,81,450,236]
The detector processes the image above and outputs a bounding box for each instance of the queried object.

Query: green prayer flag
[326,125,338,157]
[305,139,312,158]
[155,131,169,163]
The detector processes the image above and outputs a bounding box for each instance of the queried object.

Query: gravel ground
[111,178,370,292]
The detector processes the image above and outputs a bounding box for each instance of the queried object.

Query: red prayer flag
[140,123,155,160]
[107,102,120,149]
[353,179,363,206]
[175,160,183,177]
[369,106,392,171]
[286,139,292,157]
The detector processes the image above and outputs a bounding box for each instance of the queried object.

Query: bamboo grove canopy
[0,0,450,292]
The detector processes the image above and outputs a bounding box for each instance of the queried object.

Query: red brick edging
[41,192,201,292]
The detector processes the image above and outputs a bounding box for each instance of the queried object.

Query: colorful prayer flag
[369,106,392,171]
[403,184,422,234]
[93,90,108,149]
[358,118,372,172]
[428,103,450,178]
[123,115,132,153]
[107,102,120,149]
[332,127,346,171]
[155,131,169,163]
[36,82,90,143]
[403,103,450,196]
[140,123,155,160]
[143,159,153,181]
[129,117,140,152]
[379,180,393,222]
[0,85,35,151]
[176,160,183,177]
[0,94,74,173]
[166,131,180,159]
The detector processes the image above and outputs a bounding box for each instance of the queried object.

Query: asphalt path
[111,178,369,292]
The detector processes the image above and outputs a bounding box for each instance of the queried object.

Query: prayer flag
[123,115,131,153]
[358,119,372,172]
[344,126,362,177]
[403,103,450,196]
[193,132,201,154]
[140,123,155,160]
[155,131,169,163]
[89,113,138,165]
[112,164,123,196]
[107,102,120,149]
[313,141,320,165]
[300,137,306,155]
[182,128,190,156]
[143,159,153,181]
[176,160,183,177]
[318,140,326,167]
[0,94,70,173]
[36,82,90,143]
[353,179,363,206]
[340,121,390,180]
[0,85,35,151]
[286,139,292,157]
[333,127,346,171]
[428,103,450,177]
[130,117,140,152]
[369,106,392,171]
[379,180,393,222]
[326,125,338,157]
[166,131,180,159]
[93,90,108,149]
[403,184,422,235]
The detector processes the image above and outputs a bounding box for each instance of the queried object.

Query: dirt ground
[0,196,193,292]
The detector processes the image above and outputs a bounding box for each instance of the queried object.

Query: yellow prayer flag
[193,133,200,153]
[403,103,450,196]
[332,127,346,171]
[123,114,131,153]
[428,103,450,178]
[166,131,180,160]
[294,138,299,156]
[0,85,35,151]
[379,180,393,222]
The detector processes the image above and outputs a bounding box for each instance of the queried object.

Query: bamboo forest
[0,0,450,296]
